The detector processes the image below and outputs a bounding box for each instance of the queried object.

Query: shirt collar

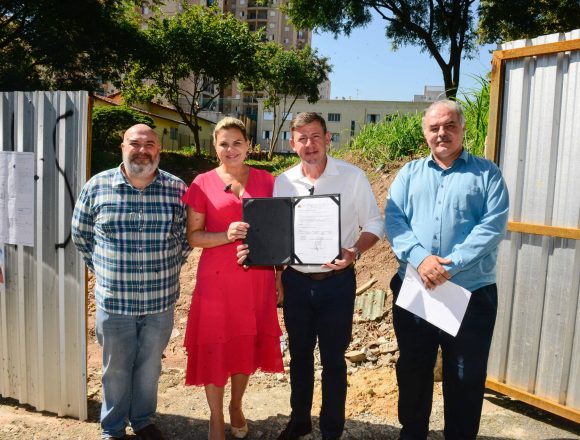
[113,163,163,188]
[427,148,469,169]
[286,154,339,183]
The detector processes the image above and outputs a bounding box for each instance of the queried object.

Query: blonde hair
[213,117,248,144]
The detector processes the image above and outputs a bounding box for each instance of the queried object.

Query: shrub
[348,76,490,169]
[91,106,156,175]
[92,106,155,152]
[349,112,427,168]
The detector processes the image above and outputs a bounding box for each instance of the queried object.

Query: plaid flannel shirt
[71,165,191,315]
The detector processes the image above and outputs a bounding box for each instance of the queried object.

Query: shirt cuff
[443,252,462,276]
[408,246,431,270]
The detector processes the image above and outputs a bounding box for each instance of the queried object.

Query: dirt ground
[1,158,579,439]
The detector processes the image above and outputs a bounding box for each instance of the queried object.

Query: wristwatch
[352,246,362,262]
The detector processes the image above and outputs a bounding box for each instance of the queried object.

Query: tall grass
[457,75,490,157]
[349,112,427,167]
[349,76,490,168]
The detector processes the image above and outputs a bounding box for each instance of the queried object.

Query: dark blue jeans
[282,267,356,439]
[391,274,497,440]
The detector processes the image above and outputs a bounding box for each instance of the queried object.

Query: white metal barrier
[0,91,88,419]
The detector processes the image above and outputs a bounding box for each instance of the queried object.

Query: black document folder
[242,194,341,266]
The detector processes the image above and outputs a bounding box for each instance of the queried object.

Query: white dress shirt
[274,155,383,273]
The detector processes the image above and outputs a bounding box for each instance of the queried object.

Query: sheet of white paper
[293,196,340,264]
[0,152,35,247]
[395,265,472,337]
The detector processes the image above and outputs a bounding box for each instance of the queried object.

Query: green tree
[92,105,155,152]
[121,5,259,155]
[0,0,150,91]
[478,0,580,44]
[241,43,330,160]
[284,0,478,98]
[91,105,155,174]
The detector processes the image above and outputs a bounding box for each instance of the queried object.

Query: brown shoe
[135,424,165,440]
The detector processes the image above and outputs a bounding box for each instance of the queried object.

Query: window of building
[282,131,291,140]
[170,127,178,140]
[263,111,274,120]
[269,23,275,28]
[284,38,289,44]
[270,10,276,16]
[284,26,290,32]
[331,133,340,143]
[350,120,356,136]
[240,0,245,4]
[239,11,245,17]
[141,6,149,14]
[328,113,341,122]
[366,114,380,123]
[262,130,271,140]
[206,0,215,6]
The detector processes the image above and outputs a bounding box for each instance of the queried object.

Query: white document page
[0,152,35,247]
[293,196,340,264]
[395,265,472,337]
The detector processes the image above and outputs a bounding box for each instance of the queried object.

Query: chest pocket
[452,186,484,223]
[95,205,175,240]
[143,207,174,237]
[95,206,137,236]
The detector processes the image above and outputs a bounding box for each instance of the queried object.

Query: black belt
[286,264,354,281]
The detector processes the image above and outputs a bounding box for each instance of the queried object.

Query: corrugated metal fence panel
[0,91,88,419]
[488,30,580,411]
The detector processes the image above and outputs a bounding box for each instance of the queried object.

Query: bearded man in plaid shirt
[72,124,190,440]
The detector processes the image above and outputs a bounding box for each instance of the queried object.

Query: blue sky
[311,14,496,102]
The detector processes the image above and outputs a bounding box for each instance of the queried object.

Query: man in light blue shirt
[385,100,508,440]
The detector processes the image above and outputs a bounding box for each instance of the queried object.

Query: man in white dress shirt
[241,112,383,440]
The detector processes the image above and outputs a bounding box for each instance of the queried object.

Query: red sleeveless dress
[181,167,283,386]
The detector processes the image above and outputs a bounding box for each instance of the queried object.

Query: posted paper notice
[395,265,472,336]
[0,151,35,247]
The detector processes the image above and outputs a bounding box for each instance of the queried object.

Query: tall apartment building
[221,0,312,121]
[137,1,312,123]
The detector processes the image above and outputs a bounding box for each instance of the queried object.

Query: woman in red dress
[182,117,283,440]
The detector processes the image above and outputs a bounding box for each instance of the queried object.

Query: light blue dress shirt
[385,150,509,292]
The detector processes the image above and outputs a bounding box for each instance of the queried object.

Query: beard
[123,152,160,177]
